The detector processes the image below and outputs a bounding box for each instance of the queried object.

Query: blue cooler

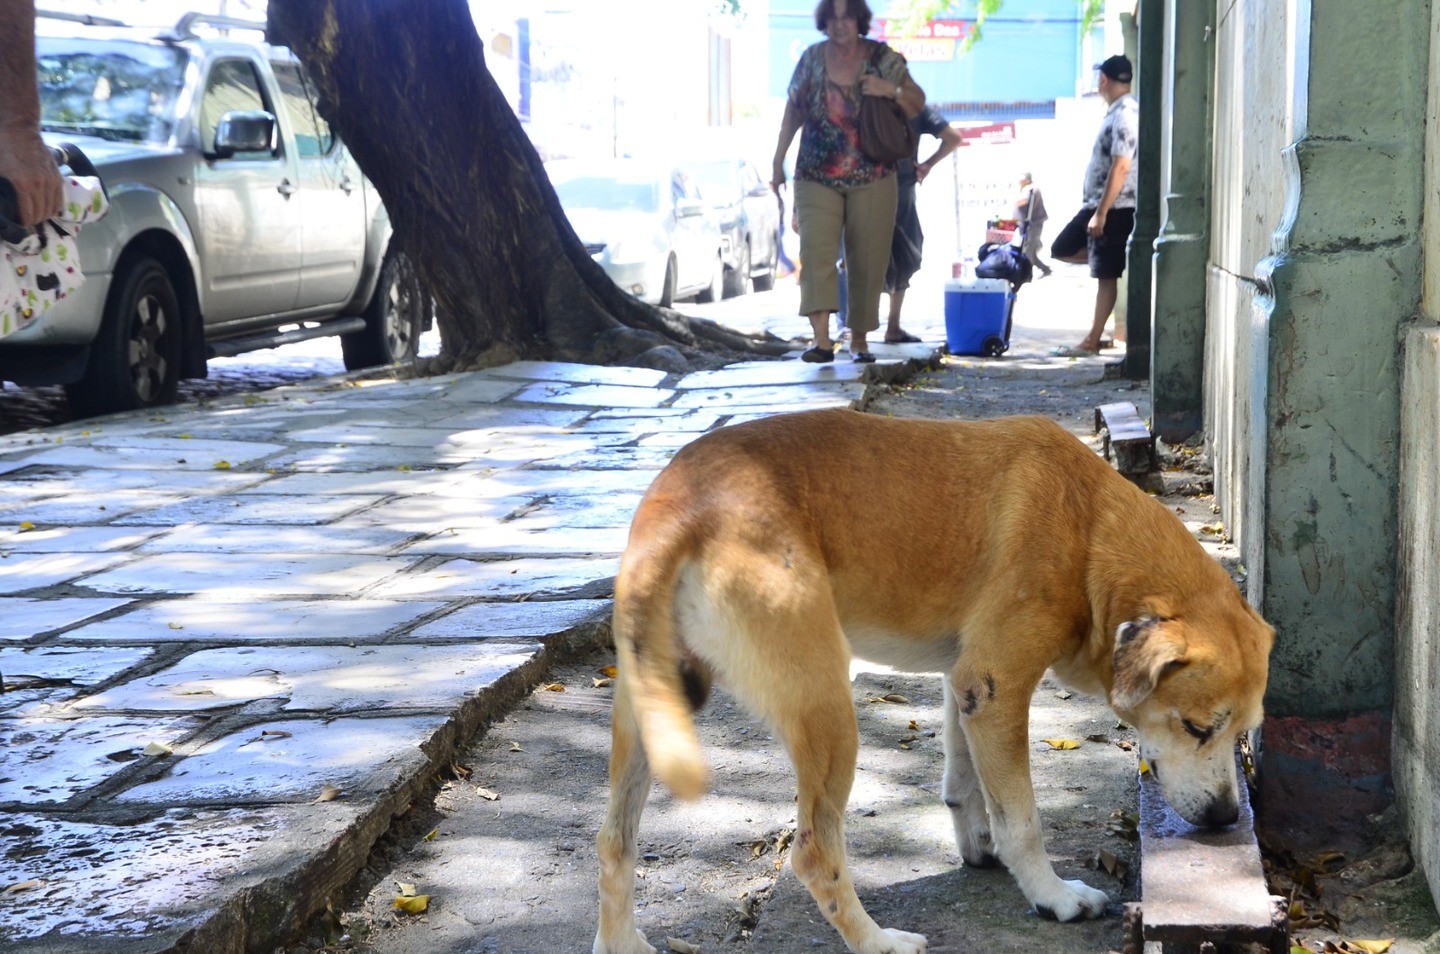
[944,278,1011,356]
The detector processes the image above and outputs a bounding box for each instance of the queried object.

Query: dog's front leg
[940,679,997,868]
[954,673,1109,922]
[594,680,659,954]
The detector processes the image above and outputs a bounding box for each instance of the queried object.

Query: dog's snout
[1200,796,1239,828]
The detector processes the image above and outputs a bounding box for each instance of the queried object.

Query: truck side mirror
[212,110,276,158]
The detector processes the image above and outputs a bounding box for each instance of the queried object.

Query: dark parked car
[681,157,780,298]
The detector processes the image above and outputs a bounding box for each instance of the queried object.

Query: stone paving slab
[0,346,952,953]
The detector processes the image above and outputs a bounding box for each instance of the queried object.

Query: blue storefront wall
[768,0,1086,121]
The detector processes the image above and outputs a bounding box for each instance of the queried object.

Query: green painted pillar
[1248,0,1429,839]
[1149,0,1212,442]
[1123,0,1162,381]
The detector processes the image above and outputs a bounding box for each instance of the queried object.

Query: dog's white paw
[852,927,926,954]
[1030,878,1109,922]
[592,928,657,954]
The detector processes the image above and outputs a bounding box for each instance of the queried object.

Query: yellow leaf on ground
[1139,758,1151,774]
[599,665,618,678]
[423,828,439,843]
[1042,738,1082,750]
[17,521,34,532]
[866,694,910,704]
[908,720,919,730]
[142,742,172,756]
[213,460,231,470]
[593,677,614,688]
[393,894,430,913]
[398,882,417,896]
[314,783,344,803]
[544,683,565,692]
[4,880,43,893]
[1349,941,1395,954]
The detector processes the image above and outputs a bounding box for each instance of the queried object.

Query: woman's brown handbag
[857,46,916,164]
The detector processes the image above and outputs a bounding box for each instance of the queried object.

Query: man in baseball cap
[1047,53,1138,355]
[1095,54,1133,84]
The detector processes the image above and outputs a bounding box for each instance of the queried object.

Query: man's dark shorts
[1050,206,1135,280]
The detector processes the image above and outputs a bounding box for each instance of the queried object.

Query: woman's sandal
[851,352,876,363]
[801,346,835,363]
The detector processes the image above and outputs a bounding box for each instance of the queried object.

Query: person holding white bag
[1,0,109,339]
[1,0,64,229]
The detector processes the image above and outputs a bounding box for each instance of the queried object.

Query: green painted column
[1246,0,1430,835]
[1123,0,1162,381]
[1149,0,1212,443]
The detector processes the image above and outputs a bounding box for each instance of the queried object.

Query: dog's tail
[612,514,710,801]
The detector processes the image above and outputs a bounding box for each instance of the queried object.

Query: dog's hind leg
[940,679,997,868]
[594,677,658,954]
[771,657,929,954]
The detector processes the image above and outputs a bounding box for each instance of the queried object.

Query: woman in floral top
[771,0,923,362]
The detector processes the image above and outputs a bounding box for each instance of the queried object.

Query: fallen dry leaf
[666,938,701,954]
[599,665,618,678]
[393,894,430,914]
[142,742,172,757]
[398,882,418,897]
[907,720,919,730]
[261,729,292,740]
[509,741,523,753]
[17,521,34,532]
[593,677,614,688]
[1042,738,1081,750]
[866,693,910,704]
[314,784,344,803]
[423,828,439,843]
[4,880,43,893]
[544,683,566,692]
[477,787,501,801]
[213,460,231,470]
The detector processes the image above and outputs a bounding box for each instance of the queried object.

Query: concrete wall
[1196,0,1430,846]
[1205,0,1294,579]
[1394,0,1440,915]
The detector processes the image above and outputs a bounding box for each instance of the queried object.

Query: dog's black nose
[1201,798,1239,828]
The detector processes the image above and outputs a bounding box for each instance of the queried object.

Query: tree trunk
[266,0,783,372]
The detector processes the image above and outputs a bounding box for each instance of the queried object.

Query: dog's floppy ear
[1111,617,1186,710]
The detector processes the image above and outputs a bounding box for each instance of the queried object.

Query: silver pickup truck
[0,12,423,417]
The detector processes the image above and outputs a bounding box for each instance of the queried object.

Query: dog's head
[1107,608,1274,828]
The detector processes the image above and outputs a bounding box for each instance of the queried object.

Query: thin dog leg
[957,675,1109,921]
[594,678,658,954]
[940,679,996,867]
[780,676,928,954]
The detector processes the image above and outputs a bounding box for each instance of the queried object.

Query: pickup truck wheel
[64,257,180,418]
[342,249,422,371]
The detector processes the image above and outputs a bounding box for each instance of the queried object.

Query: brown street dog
[593,409,1274,954]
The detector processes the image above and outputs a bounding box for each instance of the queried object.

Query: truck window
[271,60,334,158]
[199,59,271,158]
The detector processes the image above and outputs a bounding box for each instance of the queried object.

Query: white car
[547,159,723,307]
